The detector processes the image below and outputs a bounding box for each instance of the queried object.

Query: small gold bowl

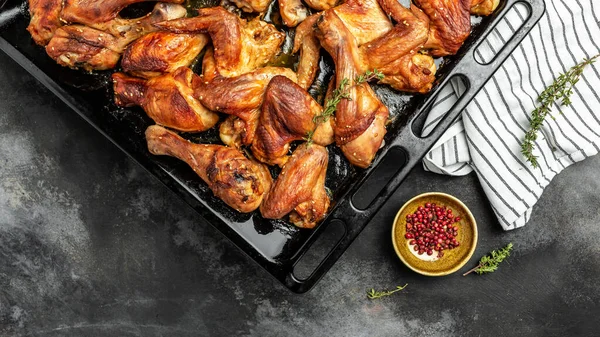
[391,192,478,276]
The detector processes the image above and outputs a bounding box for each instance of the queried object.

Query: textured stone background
[1,51,599,337]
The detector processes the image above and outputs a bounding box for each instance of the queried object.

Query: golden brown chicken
[121,32,209,78]
[414,0,472,57]
[252,76,334,166]
[61,0,184,26]
[305,0,338,11]
[46,3,186,71]
[260,143,330,228]
[193,66,298,147]
[146,125,273,213]
[27,0,63,46]
[293,14,321,90]
[316,10,389,168]
[113,68,219,132]
[470,0,500,15]
[279,0,309,27]
[333,0,392,46]
[231,0,271,13]
[154,7,284,77]
[359,0,436,93]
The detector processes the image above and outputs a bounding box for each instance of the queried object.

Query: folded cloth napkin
[422,1,600,230]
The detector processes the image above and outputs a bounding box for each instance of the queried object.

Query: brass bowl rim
[391,192,478,276]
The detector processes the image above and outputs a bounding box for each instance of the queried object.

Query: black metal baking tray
[0,0,544,293]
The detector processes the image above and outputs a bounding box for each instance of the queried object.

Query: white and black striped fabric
[422,1,600,230]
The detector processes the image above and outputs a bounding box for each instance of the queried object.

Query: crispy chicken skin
[231,0,270,13]
[360,0,435,93]
[260,143,330,228]
[333,0,393,46]
[121,32,209,78]
[305,0,338,11]
[470,0,500,16]
[27,0,63,46]
[279,0,309,27]
[252,76,334,166]
[193,66,298,146]
[293,14,321,90]
[61,0,184,26]
[146,125,272,213]
[46,3,186,71]
[414,0,472,57]
[113,68,219,132]
[316,10,389,168]
[154,7,284,77]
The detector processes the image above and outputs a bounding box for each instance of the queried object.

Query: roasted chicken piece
[231,0,271,13]
[316,10,389,168]
[414,0,472,57]
[61,0,184,26]
[470,0,500,16]
[46,3,186,71]
[121,32,209,78]
[293,14,321,90]
[113,68,219,132]
[27,0,63,46]
[155,7,284,77]
[333,0,392,46]
[252,76,334,166]
[279,0,309,27]
[146,125,272,213]
[193,66,298,147]
[359,0,435,93]
[260,143,330,228]
[305,0,338,11]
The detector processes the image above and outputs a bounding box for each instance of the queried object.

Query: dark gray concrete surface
[1,50,599,337]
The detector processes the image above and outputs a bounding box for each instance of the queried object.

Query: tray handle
[284,0,545,293]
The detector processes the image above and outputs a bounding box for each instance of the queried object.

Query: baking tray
[0,0,544,293]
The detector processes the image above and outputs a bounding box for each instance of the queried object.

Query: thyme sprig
[521,53,600,167]
[366,283,408,300]
[463,243,513,276]
[305,69,384,145]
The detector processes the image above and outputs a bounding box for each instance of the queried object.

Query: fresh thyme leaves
[366,283,408,300]
[463,243,513,276]
[355,69,384,84]
[521,53,600,168]
[305,70,384,144]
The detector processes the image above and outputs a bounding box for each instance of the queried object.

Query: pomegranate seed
[405,233,413,239]
[413,245,419,251]
[455,217,461,222]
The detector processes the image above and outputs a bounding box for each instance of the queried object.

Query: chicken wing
[414,0,472,57]
[316,10,389,168]
[252,76,334,166]
[27,0,63,46]
[231,0,271,13]
[470,0,499,16]
[121,32,209,78]
[113,68,219,132]
[333,0,392,46]
[359,0,435,93]
[293,14,321,90]
[260,143,330,228]
[61,0,184,26]
[304,0,338,11]
[146,125,272,213]
[154,7,284,77]
[280,0,309,27]
[46,3,186,71]
[193,66,298,146]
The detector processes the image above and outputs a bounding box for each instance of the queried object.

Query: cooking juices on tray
[23,0,501,228]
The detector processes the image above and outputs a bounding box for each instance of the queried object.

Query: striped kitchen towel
[422,0,600,230]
